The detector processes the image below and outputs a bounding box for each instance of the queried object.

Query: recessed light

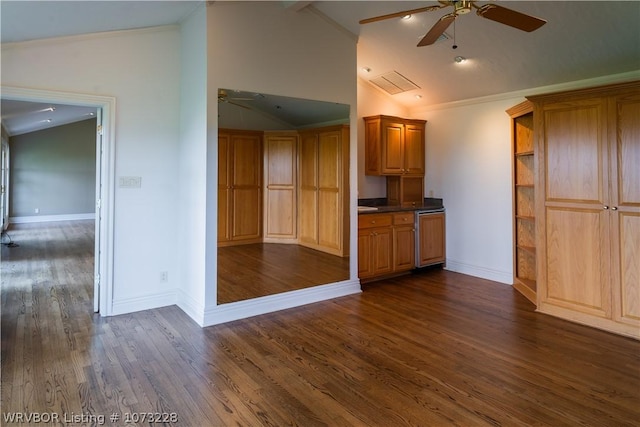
[454,56,467,63]
[362,67,371,73]
[401,14,412,20]
[415,95,422,99]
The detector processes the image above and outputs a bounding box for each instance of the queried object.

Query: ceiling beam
[282,1,313,12]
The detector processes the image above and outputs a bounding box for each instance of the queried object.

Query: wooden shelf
[508,101,536,306]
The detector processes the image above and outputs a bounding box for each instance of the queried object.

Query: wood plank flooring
[2,221,639,426]
[218,243,350,304]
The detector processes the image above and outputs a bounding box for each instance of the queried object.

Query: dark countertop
[357,197,444,214]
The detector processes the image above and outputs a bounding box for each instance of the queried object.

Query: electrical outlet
[160,271,168,282]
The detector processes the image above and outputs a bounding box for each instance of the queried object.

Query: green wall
[9,118,96,218]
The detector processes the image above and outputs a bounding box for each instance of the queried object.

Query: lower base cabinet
[417,212,446,267]
[358,212,416,281]
[358,223,393,279]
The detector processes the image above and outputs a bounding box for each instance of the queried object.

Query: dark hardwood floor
[218,243,350,304]
[2,221,639,426]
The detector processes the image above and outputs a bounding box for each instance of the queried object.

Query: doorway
[0,86,115,315]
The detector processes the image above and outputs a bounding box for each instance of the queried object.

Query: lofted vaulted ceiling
[1,1,639,133]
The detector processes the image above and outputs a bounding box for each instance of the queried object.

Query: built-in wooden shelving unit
[507,101,536,305]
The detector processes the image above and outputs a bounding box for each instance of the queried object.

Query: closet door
[264,132,297,241]
[217,133,232,243]
[540,98,611,318]
[231,133,262,242]
[299,132,318,246]
[609,92,640,328]
[317,130,342,252]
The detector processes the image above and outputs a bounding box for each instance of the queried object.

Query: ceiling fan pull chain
[452,17,458,49]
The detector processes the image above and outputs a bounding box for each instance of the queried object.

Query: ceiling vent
[369,71,420,95]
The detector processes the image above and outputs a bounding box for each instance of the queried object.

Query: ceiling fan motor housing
[453,1,472,15]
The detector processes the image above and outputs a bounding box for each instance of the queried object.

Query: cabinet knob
[611,206,618,211]
[604,206,609,210]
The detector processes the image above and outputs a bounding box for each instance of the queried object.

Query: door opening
[0,86,115,315]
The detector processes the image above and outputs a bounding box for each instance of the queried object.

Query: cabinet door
[264,133,297,239]
[231,133,262,241]
[358,227,393,279]
[394,225,415,271]
[404,124,425,175]
[609,92,640,327]
[541,98,611,316]
[299,132,318,245]
[358,229,374,278]
[381,120,404,174]
[317,130,341,251]
[372,227,393,276]
[418,213,445,266]
[217,133,232,242]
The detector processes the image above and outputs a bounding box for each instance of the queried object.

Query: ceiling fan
[360,0,546,47]
[218,89,254,110]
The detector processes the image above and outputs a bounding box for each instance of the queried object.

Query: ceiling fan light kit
[361,1,547,47]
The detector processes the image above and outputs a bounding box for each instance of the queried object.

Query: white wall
[177,5,208,322]
[204,2,360,324]
[356,79,408,199]
[1,27,182,313]
[408,72,640,285]
[356,79,517,284]
[417,97,523,284]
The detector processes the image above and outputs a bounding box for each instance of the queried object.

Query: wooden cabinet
[528,81,640,339]
[298,125,349,257]
[507,101,537,304]
[263,131,297,242]
[358,214,393,279]
[218,129,263,246]
[387,176,424,208]
[393,212,416,271]
[358,212,416,281]
[364,115,426,176]
[417,212,445,267]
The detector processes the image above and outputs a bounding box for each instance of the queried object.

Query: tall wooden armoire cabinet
[298,125,350,257]
[218,129,263,246]
[528,81,640,339]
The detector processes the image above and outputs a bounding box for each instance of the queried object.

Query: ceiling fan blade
[228,101,251,110]
[418,13,456,47]
[476,4,546,32]
[360,5,445,25]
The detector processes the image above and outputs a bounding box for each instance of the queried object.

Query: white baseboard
[110,290,178,316]
[10,213,95,224]
[176,290,206,326]
[202,279,362,326]
[445,259,513,285]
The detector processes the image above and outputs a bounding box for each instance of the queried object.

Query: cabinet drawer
[393,212,415,225]
[358,214,392,229]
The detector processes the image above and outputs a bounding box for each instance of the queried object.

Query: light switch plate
[119,176,142,188]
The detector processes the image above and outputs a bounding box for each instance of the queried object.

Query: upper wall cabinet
[364,115,426,176]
